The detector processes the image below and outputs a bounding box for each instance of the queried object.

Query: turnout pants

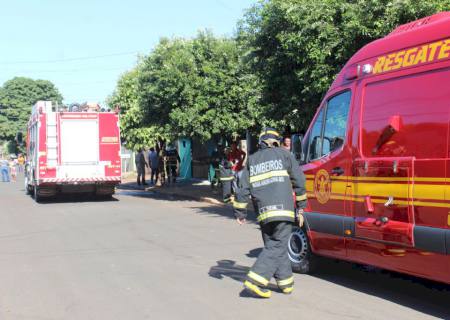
[137,166,146,185]
[247,221,294,290]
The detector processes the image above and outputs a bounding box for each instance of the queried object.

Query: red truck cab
[289,12,450,284]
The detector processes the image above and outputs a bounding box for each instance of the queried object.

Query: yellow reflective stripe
[220,177,234,181]
[257,210,295,222]
[282,287,293,294]
[233,201,248,209]
[296,194,307,201]
[248,271,269,286]
[277,276,294,286]
[250,170,289,183]
[259,130,280,138]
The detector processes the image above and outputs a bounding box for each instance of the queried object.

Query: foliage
[137,31,266,142]
[107,69,163,150]
[0,77,63,141]
[238,0,450,130]
[112,31,267,149]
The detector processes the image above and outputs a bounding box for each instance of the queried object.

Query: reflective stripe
[259,130,280,138]
[296,194,307,201]
[233,201,248,209]
[249,170,289,183]
[282,287,293,294]
[257,210,295,222]
[248,271,269,286]
[220,177,234,181]
[277,276,294,286]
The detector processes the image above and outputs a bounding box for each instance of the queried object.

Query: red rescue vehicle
[25,101,121,201]
[288,12,450,284]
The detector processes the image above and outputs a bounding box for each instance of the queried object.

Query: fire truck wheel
[24,176,32,195]
[33,186,41,203]
[288,227,316,274]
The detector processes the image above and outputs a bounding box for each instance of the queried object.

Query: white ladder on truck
[46,112,58,167]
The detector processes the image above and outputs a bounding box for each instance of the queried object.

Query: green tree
[107,68,162,150]
[238,0,450,130]
[138,31,265,142]
[0,77,63,142]
[114,31,266,148]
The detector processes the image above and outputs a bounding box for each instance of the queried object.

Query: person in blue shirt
[1,159,10,182]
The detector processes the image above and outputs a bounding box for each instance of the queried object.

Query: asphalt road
[0,179,449,320]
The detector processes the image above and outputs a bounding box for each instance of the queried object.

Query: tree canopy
[112,0,450,148]
[238,0,450,129]
[111,31,266,150]
[0,77,63,141]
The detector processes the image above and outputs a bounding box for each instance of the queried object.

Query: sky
[0,0,256,105]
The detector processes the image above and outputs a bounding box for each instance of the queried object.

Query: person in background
[209,145,223,190]
[227,141,246,194]
[282,136,292,152]
[135,148,148,186]
[17,154,25,174]
[1,159,10,182]
[219,148,234,203]
[148,147,159,185]
[9,159,17,182]
[164,145,181,183]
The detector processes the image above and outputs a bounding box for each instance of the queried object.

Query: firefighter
[219,147,234,203]
[233,128,307,298]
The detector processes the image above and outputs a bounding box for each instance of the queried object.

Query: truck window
[306,108,324,161]
[322,91,351,155]
[304,91,351,162]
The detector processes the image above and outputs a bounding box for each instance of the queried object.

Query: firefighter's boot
[243,281,271,298]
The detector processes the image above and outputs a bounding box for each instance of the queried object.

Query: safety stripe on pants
[296,194,307,201]
[277,276,294,287]
[248,271,269,286]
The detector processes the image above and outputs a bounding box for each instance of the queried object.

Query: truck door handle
[331,167,344,176]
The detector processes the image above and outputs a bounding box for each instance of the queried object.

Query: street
[0,180,448,320]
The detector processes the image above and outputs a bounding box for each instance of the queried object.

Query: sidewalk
[119,173,223,205]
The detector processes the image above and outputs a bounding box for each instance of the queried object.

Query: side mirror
[291,134,304,164]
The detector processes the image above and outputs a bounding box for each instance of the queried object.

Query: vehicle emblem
[314,169,331,204]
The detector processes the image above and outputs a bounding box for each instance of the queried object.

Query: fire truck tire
[288,227,316,274]
[24,176,32,195]
[33,186,41,203]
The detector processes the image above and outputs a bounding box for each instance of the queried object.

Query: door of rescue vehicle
[299,88,354,259]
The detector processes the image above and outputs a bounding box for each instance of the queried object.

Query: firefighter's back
[247,147,296,224]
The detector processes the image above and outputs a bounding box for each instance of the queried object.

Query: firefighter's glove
[295,208,305,228]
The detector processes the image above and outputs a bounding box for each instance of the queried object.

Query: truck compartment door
[60,119,99,165]
[353,158,414,247]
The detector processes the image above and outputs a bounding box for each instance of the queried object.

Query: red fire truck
[288,12,450,284]
[25,101,121,201]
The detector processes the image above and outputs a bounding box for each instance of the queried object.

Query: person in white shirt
[148,147,160,185]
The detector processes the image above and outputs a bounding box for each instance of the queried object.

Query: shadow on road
[312,259,450,319]
[117,185,258,223]
[209,259,249,283]
[209,257,450,317]
[27,192,119,204]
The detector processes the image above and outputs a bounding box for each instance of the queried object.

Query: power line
[7,66,127,74]
[0,51,140,65]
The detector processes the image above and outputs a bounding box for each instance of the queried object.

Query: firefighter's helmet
[259,127,281,147]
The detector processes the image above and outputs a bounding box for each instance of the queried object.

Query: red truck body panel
[26,101,121,197]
